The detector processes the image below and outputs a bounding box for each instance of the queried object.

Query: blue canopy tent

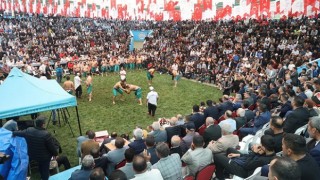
[0,67,82,135]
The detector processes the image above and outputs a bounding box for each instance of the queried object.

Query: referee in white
[146,86,159,117]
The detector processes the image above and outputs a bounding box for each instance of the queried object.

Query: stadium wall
[0,0,319,20]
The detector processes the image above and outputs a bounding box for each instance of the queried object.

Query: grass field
[32,70,222,178]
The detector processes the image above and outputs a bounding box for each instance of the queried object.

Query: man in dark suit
[13,116,58,180]
[307,116,320,167]
[242,100,255,122]
[90,148,108,175]
[278,94,292,118]
[218,95,234,117]
[276,63,285,79]
[165,117,185,146]
[69,155,95,180]
[203,100,219,120]
[170,135,183,157]
[190,105,205,131]
[282,133,319,180]
[203,117,222,147]
[128,128,146,155]
[283,96,310,133]
[290,67,299,87]
[145,135,159,165]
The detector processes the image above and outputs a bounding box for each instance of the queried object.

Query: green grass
[32,70,222,178]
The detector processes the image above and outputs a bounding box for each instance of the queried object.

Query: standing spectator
[74,73,82,98]
[90,168,107,180]
[55,63,63,83]
[69,155,95,180]
[13,116,58,180]
[146,86,159,117]
[45,61,52,79]
[63,75,74,94]
[181,135,213,176]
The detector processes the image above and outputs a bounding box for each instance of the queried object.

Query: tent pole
[75,106,82,136]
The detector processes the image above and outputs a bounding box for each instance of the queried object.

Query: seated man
[148,121,167,143]
[108,169,127,180]
[207,123,239,154]
[265,116,284,153]
[170,135,183,157]
[129,128,146,155]
[81,131,99,159]
[219,110,237,132]
[180,123,199,154]
[181,135,213,176]
[145,135,159,165]
[240,103,271,136]
[307,116,320,167]
[132,155,163,180]
[105,137,127,175]
[90,148,108,175]
[203,117,222,147]
[119,148,136,179]
[149,142,182,180]
[69,155,95,180]
[89,167,106,180]
[268,157,301,180]
[234,108,247,129]
[214,135,275,179]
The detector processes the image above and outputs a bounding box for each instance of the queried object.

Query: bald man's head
[171,135,181,147]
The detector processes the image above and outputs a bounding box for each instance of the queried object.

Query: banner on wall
[129,30,153,51]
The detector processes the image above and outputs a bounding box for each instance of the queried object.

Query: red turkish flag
[223,5,232,17]
[43,5,47,14]
[304,0,315,13]
[192,3,202,20]
[36,0,41,14]
[276,1,280,14]
[165,0,178,11]
[260,0,270,14]
[110,0,116,9]
[250,0,258,17]
[173,10,181,21]
[203,0,212,10]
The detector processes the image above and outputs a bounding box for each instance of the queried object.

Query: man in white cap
[146,86,159,117]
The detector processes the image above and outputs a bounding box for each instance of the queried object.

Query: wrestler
[112,81,126,105]
[124,84,143,105]
[63,75,75,94]
[147,67,155,85]
[86,73,93,102]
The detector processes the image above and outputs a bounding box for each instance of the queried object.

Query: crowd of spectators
[1,10,320,180]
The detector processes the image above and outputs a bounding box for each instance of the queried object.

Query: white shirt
[74,76,81,89]
[147,91,159,106]
[131,169,163,180]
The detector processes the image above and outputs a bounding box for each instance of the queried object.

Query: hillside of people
[0,9,320,180]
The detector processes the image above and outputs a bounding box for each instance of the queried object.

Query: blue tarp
[0,67,77,119]
[0,128,29,180]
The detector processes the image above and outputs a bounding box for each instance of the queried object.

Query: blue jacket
[253,111,271,133]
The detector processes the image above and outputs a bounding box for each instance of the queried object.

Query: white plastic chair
[227,167,262,180]
[294,124,308,135]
